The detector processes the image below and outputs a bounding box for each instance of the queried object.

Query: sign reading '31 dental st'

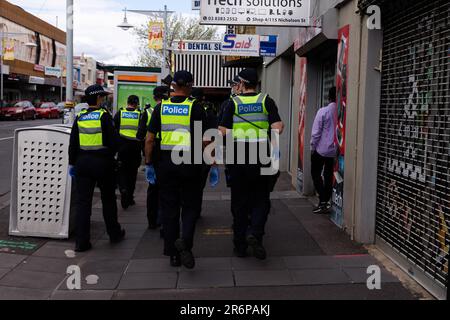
[200,0,310,27]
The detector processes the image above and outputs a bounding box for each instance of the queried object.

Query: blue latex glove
[146,165,156,185]
[210,166,220,188]
[272,147,281,161]
[69,165,76,178]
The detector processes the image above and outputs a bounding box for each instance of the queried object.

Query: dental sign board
[221,34,260,57]
[200,0,310,27]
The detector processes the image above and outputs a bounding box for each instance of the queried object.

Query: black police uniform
[69,107,123,250]
[141,107,160,228]
[114,108,146,209]
[220,93,282,254]
[148,96,207,257]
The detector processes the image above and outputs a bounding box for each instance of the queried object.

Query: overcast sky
[7,0,199,65]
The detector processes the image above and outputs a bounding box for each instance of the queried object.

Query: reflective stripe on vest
[78,109,106,151]
[160,99,193,151]
[232,94,269,142]
[119,109,141,140]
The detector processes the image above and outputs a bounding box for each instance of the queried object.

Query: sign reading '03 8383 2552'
[200,0,310,27]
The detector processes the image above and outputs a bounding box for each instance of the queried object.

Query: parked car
[36,102,60,119]
[56,102,66,116]
[62,103,89,124]
[0,101,36,121]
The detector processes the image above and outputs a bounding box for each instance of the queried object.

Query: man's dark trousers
[230,164,271,251]
[158,161,202,256]
[118,151,141,205]
[311,151,335,203]
[74,154,122,247]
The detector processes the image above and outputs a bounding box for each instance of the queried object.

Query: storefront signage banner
[29,76,45,85]
[192,0,201,10]
[45,67,62,78]
[260,35,277,57]
[331,25,350,228]
[34,65,45,72]
[148,22,164,50]
[173,40,222,53]
[200,0,310,27]
[221,34,260,57]
[2,39,15,61]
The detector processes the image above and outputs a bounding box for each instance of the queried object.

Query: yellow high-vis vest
[160,98,194,151]
[232,94,270,142]
[119,109,141,140]
[78,109,106,151]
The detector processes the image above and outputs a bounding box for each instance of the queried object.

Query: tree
[133,14,219,69]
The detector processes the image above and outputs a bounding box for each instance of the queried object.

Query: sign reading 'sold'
[200,0,310,27]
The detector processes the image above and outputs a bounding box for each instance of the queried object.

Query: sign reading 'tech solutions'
[200,0,310,27]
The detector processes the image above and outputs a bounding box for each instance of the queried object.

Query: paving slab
[51,290,114,300]
[234,270,293,287]
[126,259,179,273]
[334,255,379,268]
[0,270,65,290]
[290,269,351,286]
[59,273,123,291]
[32,244,86,260]
[16,256,72,274]
[284,256,340,270]
[178,270,234,289]
[0,253,27,269]
[0,268,9,280]
[231,257,286,271]
[78,259,129,274]
[118,272,177,290]
[0,286,52,300]
[342,267,401,284]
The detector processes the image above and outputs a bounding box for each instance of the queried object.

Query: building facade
[0,0,66,104]
[254,0,449,299]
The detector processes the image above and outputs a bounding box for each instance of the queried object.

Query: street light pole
[0,31,4,109]
[163,5,168,76]
[66,0,74,104]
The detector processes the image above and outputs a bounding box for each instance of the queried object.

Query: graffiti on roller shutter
[381,13,449,282]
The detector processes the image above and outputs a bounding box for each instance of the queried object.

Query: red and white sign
[221,34,260,57]
[34,65,45,72]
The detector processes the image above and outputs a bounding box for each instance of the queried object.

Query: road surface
[0,119,62,196]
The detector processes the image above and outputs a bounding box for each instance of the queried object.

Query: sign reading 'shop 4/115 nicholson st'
[200,0,310,27]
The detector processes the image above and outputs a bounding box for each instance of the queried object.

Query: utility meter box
[9,125,74,239]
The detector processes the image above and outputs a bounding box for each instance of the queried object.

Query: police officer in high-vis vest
[114,95,145,210]
[69,84,125,252]
[145,71,208,269]
[219,69,284,260]
[140,86,169,230]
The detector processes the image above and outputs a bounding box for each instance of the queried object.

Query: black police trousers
[229,164,271,251]
[147,182,159,226]
[74,154,122,247]
[158,162,202,256]
[117,151,142,206]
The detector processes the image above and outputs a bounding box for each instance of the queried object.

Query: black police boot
[121,197,129,210]
[234,247,248,258]
[175,239,195,269]
[75,242,92,253]
[170,255,181,267]
[160,228,164,239]
[247,235,267,260]
[110,229,126,244]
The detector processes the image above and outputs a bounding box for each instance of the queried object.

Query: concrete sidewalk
[0,170,426,300]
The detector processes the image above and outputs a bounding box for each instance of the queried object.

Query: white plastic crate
[9,125,74,239]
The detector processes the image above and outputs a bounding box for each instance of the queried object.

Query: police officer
[68,84,125,252]
[141,86,169,230]
[219,69,284,260]
[219,75,242,188]
[145,71,208,269]
[191,88,220,214]
[114,95,145,210]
